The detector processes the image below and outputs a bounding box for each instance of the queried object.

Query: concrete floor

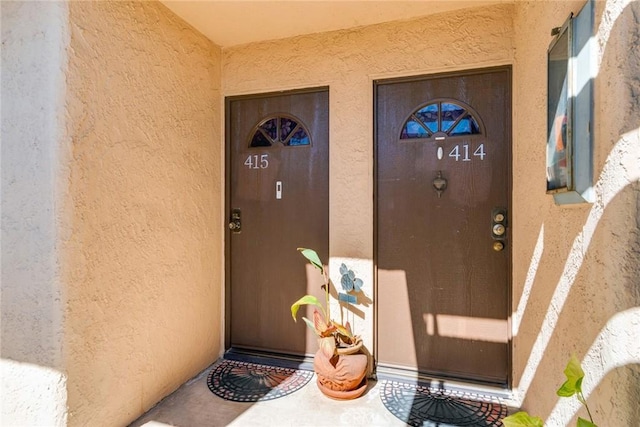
[129,354,518,427]
[128,360,406,427]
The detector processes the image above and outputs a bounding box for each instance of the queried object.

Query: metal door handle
[433,171,447,198]
[229,208,241,233]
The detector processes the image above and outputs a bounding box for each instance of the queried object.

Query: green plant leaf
[502,411,544,427]
[291,295,322,321]
[577,417,597,427]
[301,317,318,335]
[297,248,324,272]
[557,355,585,397]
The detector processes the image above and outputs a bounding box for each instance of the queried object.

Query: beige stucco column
[2,1,223,426]
[1,1,70,425]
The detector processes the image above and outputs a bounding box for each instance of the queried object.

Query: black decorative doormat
[206,359,313,402]
[380,380,508,426]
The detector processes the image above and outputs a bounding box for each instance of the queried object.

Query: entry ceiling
[160,0,507,48]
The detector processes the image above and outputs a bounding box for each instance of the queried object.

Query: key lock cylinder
[491,208,508,251]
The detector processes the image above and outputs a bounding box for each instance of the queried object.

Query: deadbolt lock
[491,207,508,249]
[493,224,506,236]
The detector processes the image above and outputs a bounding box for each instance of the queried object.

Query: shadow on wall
[515,1,640,424]
[524,182,640,422]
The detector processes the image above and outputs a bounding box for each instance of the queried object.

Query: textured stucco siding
[223,0,639,425]
[512,0,639,425]
[223,2,514,352]
[1,1,70,425]
[2,0,638,424]
[62,2,222,426]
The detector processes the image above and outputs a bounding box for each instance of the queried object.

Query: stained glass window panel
[250,131,272,147]
[248,115,312,148]
[400,100,482,141]
[450,116,480,136]
[280,118,299,141]
[287,128,310,146]
[259,118,278,140]
[469,117,480,134]
[415,104,438,133]
[441,103,465,132]
[401,119,430,139]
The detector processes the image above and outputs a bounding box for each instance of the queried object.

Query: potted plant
[290,247,369,399]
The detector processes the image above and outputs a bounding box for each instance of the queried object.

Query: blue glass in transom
[415,104,438,133]
[441,103,466,132]
[287,128,310,146]
[401,119,430,139]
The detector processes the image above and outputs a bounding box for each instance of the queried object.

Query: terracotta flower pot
[313,339,368,400]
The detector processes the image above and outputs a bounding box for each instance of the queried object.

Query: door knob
[229,208,241,233]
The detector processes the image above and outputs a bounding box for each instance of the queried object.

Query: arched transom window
[400,100,483,140]
[249,115,311,147]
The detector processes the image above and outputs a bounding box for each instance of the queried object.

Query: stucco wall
[223,0,638,424]
[1,1,69,425]
[3,0,637,424]
[512,0,639,425]
[62,1,222,425]
[223,2,514,353]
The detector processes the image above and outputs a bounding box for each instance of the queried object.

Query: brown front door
[375,68,511,385]
[226,88,329,356]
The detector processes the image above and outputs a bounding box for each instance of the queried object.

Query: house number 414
[447,143,486,161]
[244,154,269,169]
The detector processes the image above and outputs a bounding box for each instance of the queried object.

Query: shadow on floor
[128,360,405,427]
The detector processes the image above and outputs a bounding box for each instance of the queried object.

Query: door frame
[224,86,330,351]
[373,66,513,388]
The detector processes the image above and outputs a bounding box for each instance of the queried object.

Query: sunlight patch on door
[378,269,417,366]
[423,313,508,343]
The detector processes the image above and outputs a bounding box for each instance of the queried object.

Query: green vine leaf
[301,317,317,334]
[502,411,544,427]
[577,417,597,427]
[297,247,324,272]
[290,295,323,321]
[557,354,585,397]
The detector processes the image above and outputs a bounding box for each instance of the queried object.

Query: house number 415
[448,143,486,161]
[244,154,269,169]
